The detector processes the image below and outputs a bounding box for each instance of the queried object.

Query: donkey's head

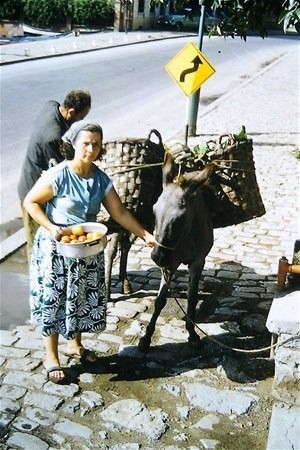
[151,152,215,269]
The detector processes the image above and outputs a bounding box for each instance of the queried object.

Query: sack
[97,129,165,232]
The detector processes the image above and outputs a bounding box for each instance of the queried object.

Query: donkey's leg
[138,270,170,352]
[186,261,205,348]
[119,232,135,295]
[105,233,120,302]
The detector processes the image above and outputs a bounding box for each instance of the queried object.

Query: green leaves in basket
[192,145,209,157]
[233,125,248,142]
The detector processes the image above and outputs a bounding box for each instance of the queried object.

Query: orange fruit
[92,231,103,239]
[61,235,71,243]
[78,235,87,242]
[71,225,85,236]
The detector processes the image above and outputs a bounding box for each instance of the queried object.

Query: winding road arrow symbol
[179,55,203,82]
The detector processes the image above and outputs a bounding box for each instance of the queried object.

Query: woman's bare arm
[102,187,156,247]
[23,178,60,237]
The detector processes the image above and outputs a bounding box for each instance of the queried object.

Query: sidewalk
[0,34,299,450]
[0,30,191,64]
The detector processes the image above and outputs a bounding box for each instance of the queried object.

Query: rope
[102,159,256,177]
[172,294,300,354]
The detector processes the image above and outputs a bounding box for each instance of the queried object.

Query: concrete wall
[114,0,154,31]
[0,20,23,37]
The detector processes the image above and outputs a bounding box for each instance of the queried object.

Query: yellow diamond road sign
[166,41,216,96]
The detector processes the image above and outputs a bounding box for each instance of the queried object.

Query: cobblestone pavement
[0,39,299,449]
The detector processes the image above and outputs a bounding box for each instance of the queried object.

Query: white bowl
[56,222,108,258]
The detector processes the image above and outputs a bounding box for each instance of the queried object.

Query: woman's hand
[49,225,64,241]
[143,231,157,248]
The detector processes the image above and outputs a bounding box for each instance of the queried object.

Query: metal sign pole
[187,3,206,137]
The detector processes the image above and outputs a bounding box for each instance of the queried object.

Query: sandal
[45,365,67,384]
[65,348,98,366]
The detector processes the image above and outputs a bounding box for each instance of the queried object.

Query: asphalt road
[1,34,298,226]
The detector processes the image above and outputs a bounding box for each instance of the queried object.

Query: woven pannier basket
[97,129,165,233]
[172,134,266,228]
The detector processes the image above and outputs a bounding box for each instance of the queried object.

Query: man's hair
[63,90,91,113]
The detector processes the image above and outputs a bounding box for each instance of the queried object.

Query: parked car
[155,8,226,32]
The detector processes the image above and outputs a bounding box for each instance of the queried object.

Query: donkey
[138,151,215,352]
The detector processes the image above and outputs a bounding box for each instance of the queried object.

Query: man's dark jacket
[18,100,68,203]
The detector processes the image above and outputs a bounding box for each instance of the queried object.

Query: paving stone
[11,416,40,432]
[109,307,138,319]
[200,438,221,449]
[118,345,145,359]
[79,339,110,353]
[114,301,147,313]
[81,390,104,409]
[109,444,140,450]
[24,391,64,411]
[54,418,93,439]
[106,315,120,324]
[176,406,190,419]
[24,407,58,426]
[266,403,300,450]
[184,383,258,415]
[5,357,42,372]
[196,323,229,336]
[0,385,27,401]
[79,373,95,383]
[61,400,81,415]
[124,320,145,337]
[159,324,188,341]
[0,330,18,346]
[266,291,300,335]
[139,313,165,325]
[160,383,181,397]
[173,432,188,442]
[14,337,44,350]
[7,432,49,450]
[0,347,29,359]
[2,371,45,390]
[97,332,124,344]
[192,414,220,430]
[43,382,80,398]
[100,399,168,441]
[217,271,240,280]
[0,398,21,415]
[0,411,15,428]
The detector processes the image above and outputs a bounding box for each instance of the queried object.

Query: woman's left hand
[143,231,157,248]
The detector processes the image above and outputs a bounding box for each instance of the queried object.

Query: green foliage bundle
[0,0,114,29]
[72,0,114,27]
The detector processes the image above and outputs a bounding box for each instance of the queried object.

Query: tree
[206,0,300,39]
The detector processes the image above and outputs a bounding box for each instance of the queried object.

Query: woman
[24,121,157,383]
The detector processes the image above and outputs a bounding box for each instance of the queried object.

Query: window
[138,0,145,13]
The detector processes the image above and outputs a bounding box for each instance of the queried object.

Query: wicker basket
[97,129,165,232]
[168,134,266,228]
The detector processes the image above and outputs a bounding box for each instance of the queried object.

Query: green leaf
[192,145,209,156]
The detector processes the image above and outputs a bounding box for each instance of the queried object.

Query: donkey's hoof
[122,280,132,295]
[138,337,150,353]
[188,336,202,349]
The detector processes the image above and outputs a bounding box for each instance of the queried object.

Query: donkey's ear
[181,163,217,191]
[163,152,178,185]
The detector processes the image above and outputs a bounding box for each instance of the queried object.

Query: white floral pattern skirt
[30,227,107,340]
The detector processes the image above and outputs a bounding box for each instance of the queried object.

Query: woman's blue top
[43,161,112,226]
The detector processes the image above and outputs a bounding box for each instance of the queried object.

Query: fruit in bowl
[56,222,108,258]
[60,227,104,244]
